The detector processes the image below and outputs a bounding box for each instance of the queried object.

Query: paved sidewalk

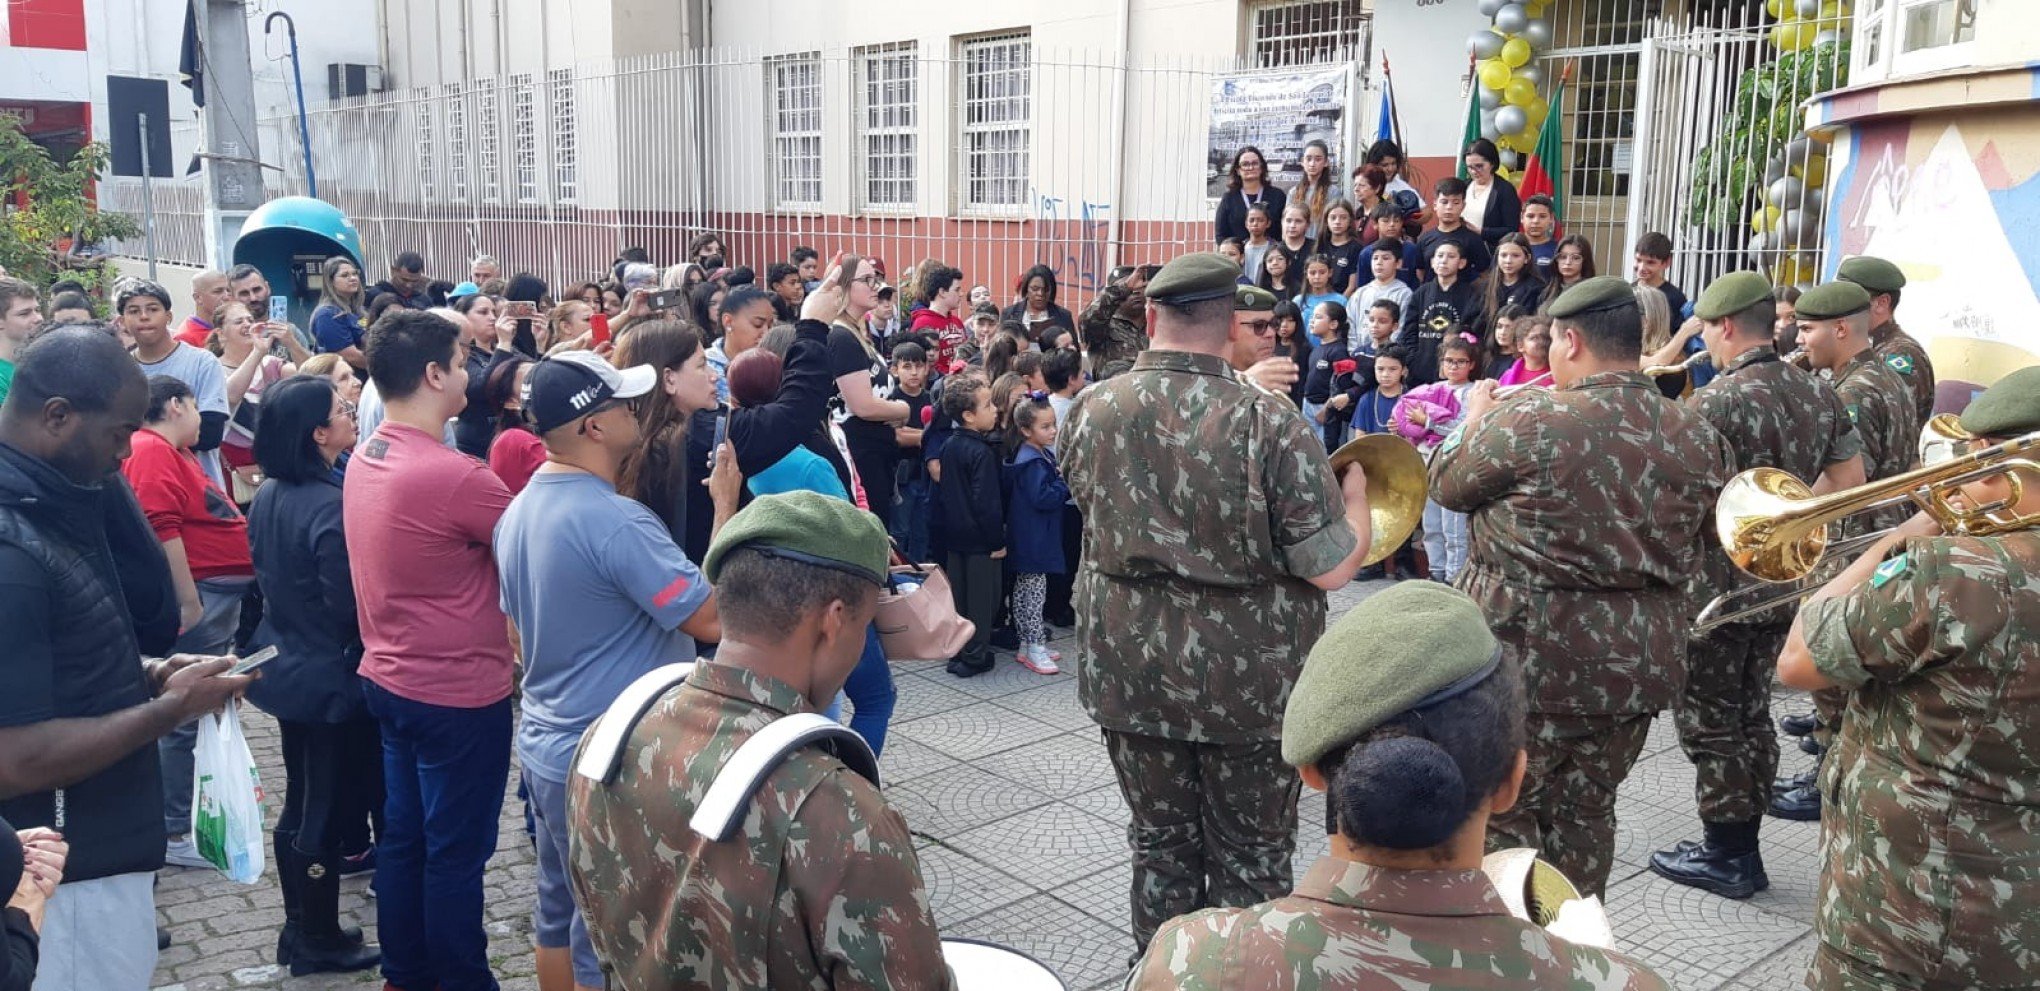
[153,579,1820,990]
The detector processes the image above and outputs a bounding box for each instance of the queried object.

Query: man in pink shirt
[344,309,513,991]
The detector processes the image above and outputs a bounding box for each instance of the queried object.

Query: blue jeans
[523,769,602,986]
[891,477,932,563]
[823,625,897,758]
[363,681,511,991]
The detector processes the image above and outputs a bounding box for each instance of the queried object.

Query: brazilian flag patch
[1870,553,1913,589]
[1441,423,1466,454]
[1847,404,1861,424]
[1886,353,1915,375]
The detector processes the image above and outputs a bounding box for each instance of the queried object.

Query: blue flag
[1375,77,1394,144]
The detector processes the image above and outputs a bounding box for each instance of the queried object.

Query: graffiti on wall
[1032,191,1111,293]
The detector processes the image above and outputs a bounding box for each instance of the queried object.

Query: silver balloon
[1500,148,1521,169]
[1495,105,1528,136]
[1479,85,1503,109]
[1520,62,1546,86]
[1783,136,1813,162]
[1477,0,1507,15]
[1763,155,1790,186]
[1794,0,1821,16]
[1523,19,1553,48]
[1777,208,1822,247]
[1494,3,1529,35]
[1746,231,1773,263]
[1480,117,1502,141]
[1813,29,1841,46]
[1468,29,1505,59]
[1767,175,1806,207]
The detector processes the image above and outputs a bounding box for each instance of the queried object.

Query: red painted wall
[6,0,87,51]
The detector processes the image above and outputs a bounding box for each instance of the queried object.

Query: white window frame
[854,43,918,214]
[511,74,539,204]
[414,91,436,202]
[548,68,577,205]
[1247,0,1370,72]
[767,54,825,211]
[1854,0,1977,82]
[956,32,1031,215]
[477,82,502,203]
[444,84,468,202]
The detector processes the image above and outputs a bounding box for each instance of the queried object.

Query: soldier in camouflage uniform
[1081,266,1152,380]
[1778,366,2040,991]
[1837,255,1936,424]
[1061,253,1372,957]
[566,492,954,991]
[1430,276,1733,897]
[1130,582,1673,991]
[1772,280,1925,823]
[1648,272,1865,898]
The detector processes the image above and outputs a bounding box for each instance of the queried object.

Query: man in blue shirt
[494,350,736,991]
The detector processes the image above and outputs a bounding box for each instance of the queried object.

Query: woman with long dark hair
[1461,138,1523,249]
[1293,139,1336,238]
[616,320,721,555]
[1537,235,1597,312]
[245,374,382,977]
[309,256,368,371]
[1214,144,1290,244]
[1000,265,1076,341]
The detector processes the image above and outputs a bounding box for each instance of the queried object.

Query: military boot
[1648,820,1769,899]
[1770,768,1822,821]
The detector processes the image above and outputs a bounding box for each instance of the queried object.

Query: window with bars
[549,69,577,205]
[767,55,824,210]
[1248,0,1369,70]
[512,74,538,203]
[414,93,435,202]
[444,85,468,201]
[855,44,918,212]
[958,32,1031,211]
[1553,4,1650,201]
[477,83,501,202]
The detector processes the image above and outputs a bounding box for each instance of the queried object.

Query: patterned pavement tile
[990,678,1096,732]
[947,802,1126,888]
[1066,783,1131,825]
[1722,934,1817,991]
[878,733,962,787]
[887,763,1055,837]
[912,839,1039,928]
[948,894,1132,991]
[892,700,1066,761]
[888,673,981,723]
[914,656,1067,700]
[971,733,1119,799]
[1606,871,1811,991]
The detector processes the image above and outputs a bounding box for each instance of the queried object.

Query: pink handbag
[875,560,975,661]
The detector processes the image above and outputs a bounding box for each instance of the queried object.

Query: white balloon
[1500,148,1521,169]
[1767,175,1806,207]
[1523,19,1553,48]
[1468,30,1505,59]
[1520,63,1546,86]
[1794,0,1821,17]
[1479,86,1503,109]
[1478,0,1507,15]
[1747,231,1773,262]
[1495,105,1528,135]
[1480,118,1502,141]
[1494,3,1529,34]
[1813,29,1841,47]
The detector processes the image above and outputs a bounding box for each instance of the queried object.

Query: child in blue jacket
[1003,395,1071,675]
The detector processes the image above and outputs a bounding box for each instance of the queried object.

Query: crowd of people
[0,125,2029,991]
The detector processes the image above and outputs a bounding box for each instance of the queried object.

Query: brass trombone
[1328,434,1429,567]
[1644,350,1713,378]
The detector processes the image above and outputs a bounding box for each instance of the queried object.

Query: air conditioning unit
[327,63,386,101]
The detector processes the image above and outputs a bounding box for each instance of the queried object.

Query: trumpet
[1327,434,1429,567]
[1644,351,1713,378]
[1491,370,1554,398]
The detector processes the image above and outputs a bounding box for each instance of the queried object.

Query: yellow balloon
[1505,76,1539,107]
[1526,97,1550,124]
[1793,152,1830,185]
[1765,0,1784,16]
[1501,37,1532,68]
[1479,58,1513,92]
[1771,21,1816,50]
[1751,205,1782,234]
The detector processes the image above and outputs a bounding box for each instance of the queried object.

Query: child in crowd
[1521,194,1559,279]
[1269,300,1313,411]
[1481,233,1545,329]
[1539,235,1596,310]
[483,358,543,494]
[1301,300,1360,450]
[1498,316,1553,388]
[1293,256,1344,325]
[888,342,934,562]
[1366,203,1421,289]
[1347,239,1413,353]
[1258,248,1299,299]
[958,310,1000,368]
[1400,241,1480,387]
[1042,347,1084,427]
[1631,231,1689,320]
[1315,200,1365,294]
[1349,346,1422,580]
[1276,204,1316,273]
[1014,351,1047,395]
[1003,396,1071,675]
[988,372,1028,459]
[1354,299,1400,394]
[1396,336,1481,583]
[1486,305,1525,380]
[1416,177,1492,282]
[1241,204,1276,282]
[1217,238,1249,282]
[936,377,1005,678]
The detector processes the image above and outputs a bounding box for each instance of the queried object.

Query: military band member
[1061,253,1373,957]
[1778,366,2040,991]
[1081,265,1152,381]
[567,492,953,990]
[1430,276,1733,897]
[1650,272,1865,898]
[1129,582,1672,990]
[1836,255,1935,424]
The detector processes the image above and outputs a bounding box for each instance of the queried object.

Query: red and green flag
[1517,73,1568,230]
[1458,59,1481,181]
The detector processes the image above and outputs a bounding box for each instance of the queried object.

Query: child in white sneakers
[1003,395,1070,674]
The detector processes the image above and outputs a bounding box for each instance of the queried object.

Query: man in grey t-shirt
[119,279,230,490]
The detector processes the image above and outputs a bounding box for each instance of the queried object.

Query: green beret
[701,491,890,587]
[1837,255,1906,295]
[1146,252,1243,305]
[1234,284,1278,312]
[1281,583,1502,768]
[1958,366,2040,438]
[1693,271,1775,322]
[1795,281,1871,321]
[1544,275,1637,320]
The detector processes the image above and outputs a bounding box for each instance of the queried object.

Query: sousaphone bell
[1327,434,1430,567]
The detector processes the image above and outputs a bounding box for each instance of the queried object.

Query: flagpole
[1382,52,1406,149]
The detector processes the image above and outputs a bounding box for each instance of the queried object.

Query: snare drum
[940,938,1067,991]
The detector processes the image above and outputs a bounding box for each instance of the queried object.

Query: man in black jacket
[0,326,250,989]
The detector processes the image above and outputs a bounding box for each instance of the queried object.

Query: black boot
[1770,768,1823,821]
[1648,820,1769,899]
[288,852,380,976]
[1778,712,1820,737]
[1798,735,1825,756]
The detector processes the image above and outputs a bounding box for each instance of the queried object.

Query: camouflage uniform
[566,663,953,991]
[1799,530,2040,990]
[1868,320,1936,424]
[1678,347,1861,823]
[1129,858,1673,990]
[1430,370,1733,895]
[1061,349,1356,952]
[1080,283,1150,381]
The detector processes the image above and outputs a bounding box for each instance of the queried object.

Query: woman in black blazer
[1214,145,1290,244]
[1462,139,1522,252]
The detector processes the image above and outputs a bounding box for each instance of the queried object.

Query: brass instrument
[1328,434,1429,567]
[1644,350,1712,378]
[1782,348,1811,369]
[1491,370,1554,398]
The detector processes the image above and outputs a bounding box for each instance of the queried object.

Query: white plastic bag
[192,701,266,883]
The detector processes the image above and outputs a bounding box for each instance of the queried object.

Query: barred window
[1248,0,1369,70]
[958,33,1030,211]
[768,55,824,210]
[476,82,501,202]
[414,92,435,202]
[512,74,538,204]
[855,44,917,212]
[549,69,577,205]
[444,84,468,201]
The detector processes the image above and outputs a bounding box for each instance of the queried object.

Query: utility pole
[196,0,266,268]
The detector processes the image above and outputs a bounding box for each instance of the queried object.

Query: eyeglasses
[338,400,359,419]
[1241,319,1276,337]
[852,274,886,288]
[1441,358,1473,366]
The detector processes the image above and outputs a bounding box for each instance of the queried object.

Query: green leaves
[0,116,140,293]
[1683,40,1850,231]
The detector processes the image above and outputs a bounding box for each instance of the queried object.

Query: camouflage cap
[1795,281,1872,321]
[1958,365,2040,438]
[701,490,890,586]
[1543,275,1637,320]
[1837,255,1906,294]
[1146,252,1243,305]
[1234,284,1278,312]
[1282,582,1502,768]
[1693,271,1774,322]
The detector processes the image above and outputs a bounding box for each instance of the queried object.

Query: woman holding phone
[210,300,299,505]
[244,375,382,977]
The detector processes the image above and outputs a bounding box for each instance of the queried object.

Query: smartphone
[228,645,280,676]
[589,312,611,347]
[647,289,685,314]
[707,412,729,473]
[267,295,290,324]
[502,300,538,321]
